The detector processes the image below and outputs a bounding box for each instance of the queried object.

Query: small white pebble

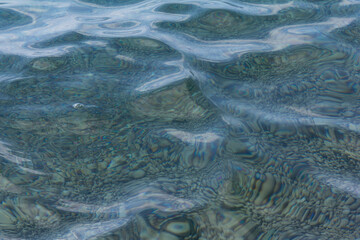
[72,103,85,109]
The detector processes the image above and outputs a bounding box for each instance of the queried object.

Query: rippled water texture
[0,0,360,239]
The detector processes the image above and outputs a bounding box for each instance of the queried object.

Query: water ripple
[0,0,359,239]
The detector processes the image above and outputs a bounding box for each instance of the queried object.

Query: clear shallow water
[0,0,360,239]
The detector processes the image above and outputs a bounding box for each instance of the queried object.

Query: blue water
[0,0,360,239]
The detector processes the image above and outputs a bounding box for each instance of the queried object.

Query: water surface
[0,0,360,239]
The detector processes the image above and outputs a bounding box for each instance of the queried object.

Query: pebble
[73,103,85,109]
[340,219,349,228]
[324,197,336,208]
[130,169,145,179]
[165,220,191,236]
[32,59,57,71]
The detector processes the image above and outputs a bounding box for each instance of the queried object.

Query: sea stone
[165,220,190,236]
[324,197,336,208]
[72,103,85,109]
[32,58,59,71]
[131,81,213,122]
[130,169,145,179]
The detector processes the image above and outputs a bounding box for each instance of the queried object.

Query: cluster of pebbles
[0,75,359,239]
[0,8,359,237]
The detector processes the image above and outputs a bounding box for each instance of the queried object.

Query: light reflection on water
[0,0,359,239]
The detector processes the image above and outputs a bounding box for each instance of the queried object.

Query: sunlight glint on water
[0,0,359,239]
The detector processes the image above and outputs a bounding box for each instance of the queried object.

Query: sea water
[0,0,360,239]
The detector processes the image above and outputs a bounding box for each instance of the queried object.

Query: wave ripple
[0,0,359,239]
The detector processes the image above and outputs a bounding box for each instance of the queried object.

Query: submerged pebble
[72,103,85,109]
[130,169,145,179]
[165,221,191,236]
